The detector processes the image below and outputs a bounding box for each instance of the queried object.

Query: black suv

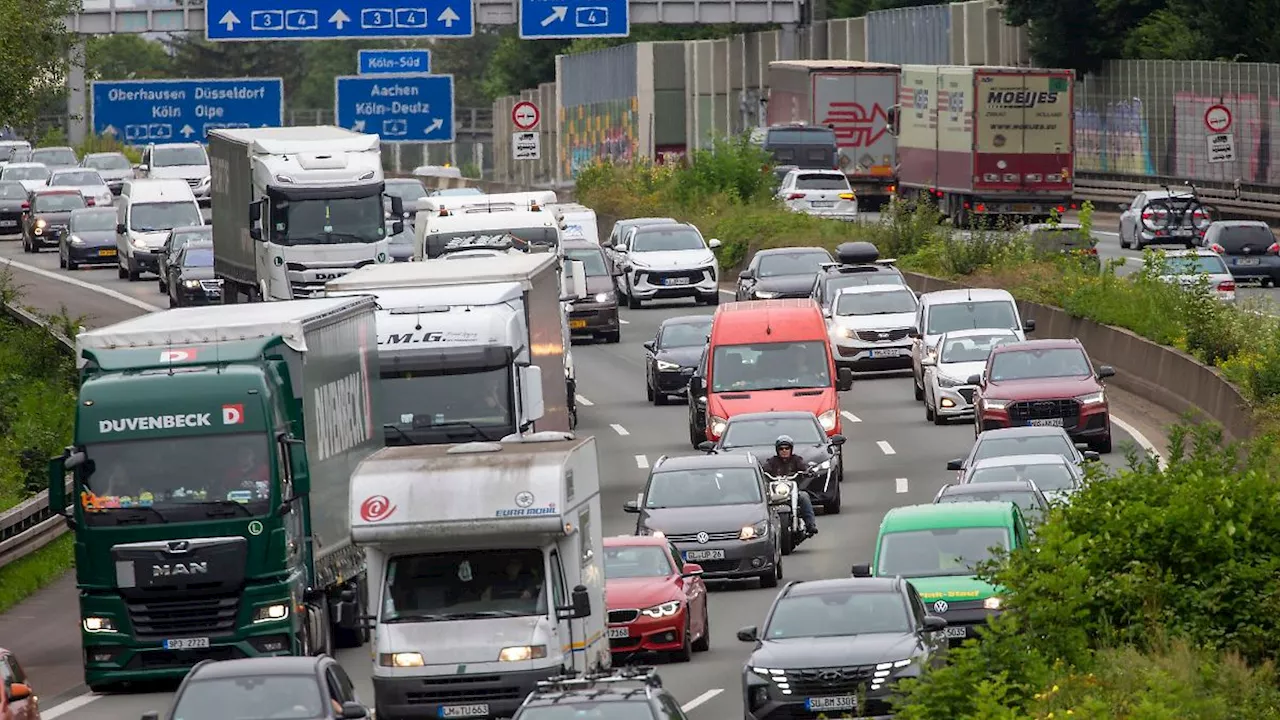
[739,577,947,720]
[811,241,907,316]
[514,668,690,720]
[686,345,710,448]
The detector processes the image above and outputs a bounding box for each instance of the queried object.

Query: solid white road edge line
[682,688,724,713]
[841,411,862,423]
[876,440,895,455]
[635,454,649,468]
[41,692,102,719]
[574,394,594,406]
[895,477,909,494]
[1109,413,1166,468]
[0,257,163,313]
[610,423,630,436]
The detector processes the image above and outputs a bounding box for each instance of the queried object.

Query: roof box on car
[836,241,879,265]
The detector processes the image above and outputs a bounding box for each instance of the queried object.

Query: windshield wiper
[383,423,421,445]
[446,610,528,619]
[383,613,453,623]
[101,505,170,524]
[428,420,498,441]
[202,500,252,517]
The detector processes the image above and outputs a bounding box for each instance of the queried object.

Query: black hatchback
[644,314,712,404]
[22,188,85,252]
[142,655,369,720]
[1201,220,1280,285]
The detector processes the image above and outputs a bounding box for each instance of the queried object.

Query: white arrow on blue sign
[90,78,284,145]
[519,0,629,38]
[206,0,473,40]
[334,73,455,143]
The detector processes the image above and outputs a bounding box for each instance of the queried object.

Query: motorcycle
[763,463,818,555]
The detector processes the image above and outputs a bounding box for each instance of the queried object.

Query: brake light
[963,202,971,209]
[1209,243,1226,254]
[85,197,95,206]
[838,193,855,200]
[975,203,987,213]
[1218,280,1236,292]
[1269,243,1280,255]
[787,193,805,200]
[1055,205,1065,213]
[20,202,28,210]
[1085,247,1097,255]
[888,184,896,194]
[1070,203,1079,210]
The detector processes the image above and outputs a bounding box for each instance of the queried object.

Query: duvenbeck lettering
[98,414,212,433]
[986,90,1060,109]
[315,371,369,461]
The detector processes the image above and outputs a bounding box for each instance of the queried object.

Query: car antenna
[166,336,175,376]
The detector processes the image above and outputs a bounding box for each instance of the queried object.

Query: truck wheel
[314,604,334,657]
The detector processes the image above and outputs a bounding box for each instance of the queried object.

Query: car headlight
[935,374,964,388]
[981,398,1009,411]
[641,601,681,618]
[252,602,290,623]
[770,481,791,497]
[83,616,116,633]
[656,359,680,372]
[740,520,768,540]
[874,659,914,671]
[35,218,46,228]
[710,415,727,437]
[837,326,855,339]
[379,652,424,667]
[132,238,148,250]
[498,645,547,662]
[754,290,780,299]
[984,596,1002,610]
[1076,390,1106,406]
[818,409,837,432]
[871,659,915,691]
[593,291,614,303]
[69,234,84,246]
[184,279,201,289]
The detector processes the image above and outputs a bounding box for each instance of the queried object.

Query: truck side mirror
[250,228,262,241]
[47,456,67,513]
[851,563,872,577]
[519,365,545,423]
[285,438,310,495]
[249,201,261,223]
[391,220,405,235]
[560,258,587,301]
[116,222,126,235]
[886,105,900,136]
[558,584,591,619]
[837,367,854,392]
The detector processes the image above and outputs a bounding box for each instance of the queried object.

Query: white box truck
[208,126,401,302]
[351,432,608,720]
[325,253,585,443]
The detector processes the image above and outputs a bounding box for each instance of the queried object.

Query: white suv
[611,222,721,308]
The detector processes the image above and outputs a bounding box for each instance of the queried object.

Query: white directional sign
[513,131,541,160]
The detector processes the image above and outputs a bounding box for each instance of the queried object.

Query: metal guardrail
[0,303,74,569]
[1073,173,1280,220]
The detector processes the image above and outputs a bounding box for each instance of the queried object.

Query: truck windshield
[382,548,547,622]
[130,201,201,232]
[381,366,513,442]
[271,194,386,246]
[79,434,272,519]
[711,341,831,393]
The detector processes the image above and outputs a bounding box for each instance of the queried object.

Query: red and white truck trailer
[894,65,1076,225]
[767,60,900,203]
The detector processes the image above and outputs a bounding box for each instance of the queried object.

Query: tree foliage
[0,0,77,128]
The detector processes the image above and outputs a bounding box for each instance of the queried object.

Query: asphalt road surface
[0,231,1160,720]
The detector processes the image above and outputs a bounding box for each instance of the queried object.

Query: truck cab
[351,432,608,720]
[416,194,560,260]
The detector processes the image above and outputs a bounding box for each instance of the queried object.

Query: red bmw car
[604,535,710,662]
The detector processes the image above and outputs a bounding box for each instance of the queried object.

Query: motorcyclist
[760,435,818,537]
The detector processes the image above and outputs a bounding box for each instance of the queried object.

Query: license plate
[98,249,116,256]
[869,348,905,358]
[1236,257,1260,265]
[1011,204,1034,212]
[805,696,857,712]
[810,201,835,208]
[439,705,489,718]
[664,277,691,285]
[684,549,724,561]
[1027,418,1064,427]
[569,319,588,329]
[1172,229,1192,236]
[944,626,968,639]
[0,220,15,227]
[163,637,210,650]
[607,627,630,639]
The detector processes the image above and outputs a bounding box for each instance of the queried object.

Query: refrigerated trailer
[894,65,1076,226]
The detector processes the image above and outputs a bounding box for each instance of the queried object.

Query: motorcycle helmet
[775,435,794,454]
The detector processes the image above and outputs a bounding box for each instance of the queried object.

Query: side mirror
[921,356,936,367]
[738,269,754,280]
[642,340,656,352]
[141,713,160,720]
[696,441,716,453]
[946,459,964,471]
[681,563,704,577]
[116,222,126,234]
[851,563,872,577]
[966,374,982,385]
[836,367,854,392]
[391,220,405,235]
[623,500,640,513]
[568,584,591,618]
[612,242,625,252]
[518,365,545,423]
[560,258,587,301]
[922,615,948,632]
[1082,451,1101,462]
[1097,365,1115,379]
[736,625,759,642]
[907,328,921,338]
[250,228,262,241]
[249,201,262,223]
[388,194,405,218]
[829,434,846,446]
[48,456,68,513]
[341,702,369,719]
[285,440,310,495]
[1022,319,1036,333]
[6,682,31,702]
[1118,203,1129,212]
[708,238,722,249]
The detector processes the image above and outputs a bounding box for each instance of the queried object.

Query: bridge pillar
[67,39,88,146]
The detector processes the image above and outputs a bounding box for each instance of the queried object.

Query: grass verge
[0,533,74,614]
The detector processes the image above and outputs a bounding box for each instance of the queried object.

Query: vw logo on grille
[1244,246,1253,254]
[819,670,842,682]
[878,332,889,339]
[696,532,710,544]
[933,600,948,613]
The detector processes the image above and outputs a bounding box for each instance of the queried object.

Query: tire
[704,292,720,306]
[913,373,924,401]
[315,603,334,658]
[66,256,77,270]
[58,251,66,268]
[87,682,119,694]
[672,617,693,662]
[645,376,654,402]
[117,260,127,279]
[1119,224,1130,249]
[126,258,140,281]
[689,420,703,450]
[158,279,167,294]
[628,293,641,309]
[1140,200,1174,233]
[603,331,621,344]
[20,235,29,253]
[924,397,936,422]
[168,295,176,308]
[759,566,779,588]
[692,608,710,652]
[779,523,793,556]
[1093,434,1113,454]
[654,389,669,406]
[826,486,841,515]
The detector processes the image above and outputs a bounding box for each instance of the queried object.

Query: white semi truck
[325,253,585,444]
[350,432,608,720]
[208,126,400,302]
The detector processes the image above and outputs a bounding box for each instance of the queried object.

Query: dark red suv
[969,338,1115,453]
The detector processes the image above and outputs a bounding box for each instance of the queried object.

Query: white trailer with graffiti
[766,60,901,203]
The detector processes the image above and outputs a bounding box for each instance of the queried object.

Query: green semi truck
[47,296,383,691]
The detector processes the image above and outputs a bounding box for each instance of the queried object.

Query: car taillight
[1192,207,1211,229]
[1055,205,1065,213]
[1268,243,1280,255]
[85,197,95,206]
[1084,247,1098,255]
[787,193,804,200]
[1209,243,1226,254]
[1218,280,1236,292]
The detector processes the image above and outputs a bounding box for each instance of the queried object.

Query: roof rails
[535,667,663,693]
[435,198,544,217]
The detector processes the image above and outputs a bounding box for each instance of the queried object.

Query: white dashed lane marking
[611,424,630,436]
[575,394,593,406]
[682,689,724,713]
[876,440,896,455]
[895,477,909,494]
[635,454,649,468]
[841,411,861,423]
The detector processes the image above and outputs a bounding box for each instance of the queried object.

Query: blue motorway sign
[90,78,284,145]
[334,74,455,143]
[359,48,431,74]
[206,0,473,40]
[519,0,628,38]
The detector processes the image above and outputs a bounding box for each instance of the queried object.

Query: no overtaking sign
[512,101,540,131]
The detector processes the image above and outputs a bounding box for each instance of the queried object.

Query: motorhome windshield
[381,365,514,443]
[271,194,385,246]
[130,201,202,232]
[79,434,273,524]
[382,548,547,622]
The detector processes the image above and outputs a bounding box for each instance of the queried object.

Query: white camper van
[351,432,608,720]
